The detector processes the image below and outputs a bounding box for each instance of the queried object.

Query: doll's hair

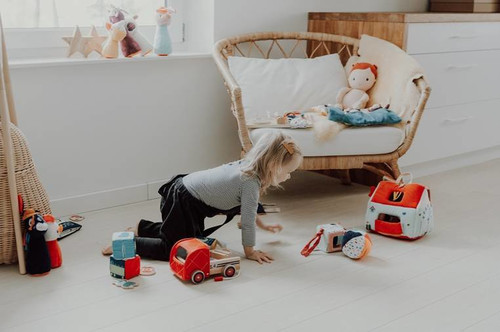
[351,62,378,78]
[241,131,302,193]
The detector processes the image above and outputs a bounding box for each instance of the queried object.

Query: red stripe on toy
[375,219,402,235]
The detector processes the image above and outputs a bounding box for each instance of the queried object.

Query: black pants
[135,175,240,261]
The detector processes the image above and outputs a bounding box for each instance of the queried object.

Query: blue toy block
[112,232,136,259]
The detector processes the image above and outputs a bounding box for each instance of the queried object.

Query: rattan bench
[213,32,431,183]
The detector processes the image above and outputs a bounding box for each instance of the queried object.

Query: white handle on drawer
[442,116,473,124]
[449,34,479,39]
[446,64,478,70]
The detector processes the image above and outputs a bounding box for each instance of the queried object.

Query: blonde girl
[103,131,302,264]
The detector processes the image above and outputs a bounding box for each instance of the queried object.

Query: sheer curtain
[0,0,164,28]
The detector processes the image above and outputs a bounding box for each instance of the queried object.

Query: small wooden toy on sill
[153,6,176,56]
[170,238,240,284]
[126,16,153,56]
[102,21,127,59]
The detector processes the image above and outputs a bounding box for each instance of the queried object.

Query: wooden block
[110,255,141,280]
[111,232,136,260]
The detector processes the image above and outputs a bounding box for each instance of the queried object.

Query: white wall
[9,0,429,216]
[11,57,237,215]
[213,0,428,41]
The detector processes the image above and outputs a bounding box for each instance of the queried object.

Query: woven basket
[0,124,52,264]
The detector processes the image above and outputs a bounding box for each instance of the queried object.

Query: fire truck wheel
[191,270,205,284]
[223,265,236,278]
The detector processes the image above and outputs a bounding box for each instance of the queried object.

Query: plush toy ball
[341,230,372,260]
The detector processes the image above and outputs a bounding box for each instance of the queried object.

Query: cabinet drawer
[406,22,500,54]
[401,99,500,165]
[413,49,500,109]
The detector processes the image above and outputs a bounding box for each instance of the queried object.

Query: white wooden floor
[2,160,500,332]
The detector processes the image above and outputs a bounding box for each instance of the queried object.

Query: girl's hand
[260,224,283,233]
[256,216,283,233]
[244,247,274,264]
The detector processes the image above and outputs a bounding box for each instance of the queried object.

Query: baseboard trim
[50,147,500,217]
[401,146,500,179]
[50,179,169,217]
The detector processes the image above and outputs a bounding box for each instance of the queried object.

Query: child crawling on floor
[103,131,302,264]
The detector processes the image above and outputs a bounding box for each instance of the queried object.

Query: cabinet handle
[449,34,479,39]
[442,116,473,124]
[446,64,478,70]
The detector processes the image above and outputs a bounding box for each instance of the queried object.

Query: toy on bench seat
[365,173,433,240]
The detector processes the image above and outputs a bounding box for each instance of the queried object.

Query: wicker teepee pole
[1,18,17,126]
[0,15,25,274]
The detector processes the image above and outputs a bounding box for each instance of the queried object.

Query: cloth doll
[23,209,51,275]
[44,214,63,268]
[336,62,378,111]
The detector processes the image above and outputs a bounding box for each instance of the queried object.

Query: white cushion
[228,54,347,121]
[250,126,405,157]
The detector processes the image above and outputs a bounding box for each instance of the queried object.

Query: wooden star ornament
[62,26,92,57]
[87,25,107,55]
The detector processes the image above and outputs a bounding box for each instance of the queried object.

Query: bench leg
[389,160,401,180]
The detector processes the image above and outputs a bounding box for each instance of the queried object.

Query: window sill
[10,52,212,69]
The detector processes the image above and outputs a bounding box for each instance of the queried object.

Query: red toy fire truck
[170,238,240,284]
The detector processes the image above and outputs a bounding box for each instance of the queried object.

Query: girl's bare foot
[125,222,139,236]
[101,245,112,256]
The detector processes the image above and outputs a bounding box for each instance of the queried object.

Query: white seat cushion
[250,126,405,157]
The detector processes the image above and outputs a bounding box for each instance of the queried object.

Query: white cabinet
[402,17,500,165]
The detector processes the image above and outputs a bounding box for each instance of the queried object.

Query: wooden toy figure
[22,209,51,276]
[102,21,127,58]
[127,16,153,56]
[120,28,141,58]
[43,214,63,268]
[108,5,125,24]
[153,6,176,56]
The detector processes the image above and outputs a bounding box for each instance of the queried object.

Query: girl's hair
[241,131,302,193]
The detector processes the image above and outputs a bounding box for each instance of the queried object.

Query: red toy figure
[44,214,63,268]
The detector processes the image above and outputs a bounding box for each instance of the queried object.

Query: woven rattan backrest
[215,32,359,64]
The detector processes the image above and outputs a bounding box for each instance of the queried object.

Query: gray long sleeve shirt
[182,160,261,247]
